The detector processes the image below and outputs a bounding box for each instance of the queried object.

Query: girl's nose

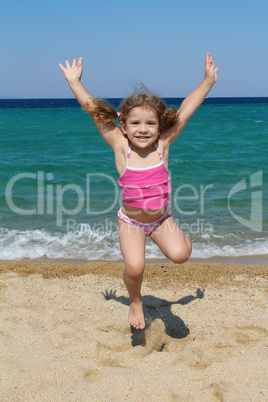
[139,123,147,132]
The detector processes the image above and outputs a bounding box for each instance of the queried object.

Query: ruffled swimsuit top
[117,142,172,210]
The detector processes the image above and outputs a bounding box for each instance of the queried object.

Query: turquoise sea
[0,98,267,261]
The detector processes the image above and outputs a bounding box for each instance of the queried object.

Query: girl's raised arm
[58,58,122,148]
[58,58,91,106]
[165,52,218,144]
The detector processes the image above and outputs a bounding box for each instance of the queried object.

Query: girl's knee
[169,242,192,264]
[172,254,190,264]
[124,259,145,278]
[171,251,191,264]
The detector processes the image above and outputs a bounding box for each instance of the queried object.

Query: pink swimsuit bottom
[118,207,172,236]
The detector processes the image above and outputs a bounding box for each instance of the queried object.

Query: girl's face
[120,105,160,149]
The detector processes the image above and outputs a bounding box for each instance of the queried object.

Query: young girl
[59,53,218,330]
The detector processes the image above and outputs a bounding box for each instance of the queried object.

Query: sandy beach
[0,259,267,401]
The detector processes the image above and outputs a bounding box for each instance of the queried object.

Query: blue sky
[1,0,267,98]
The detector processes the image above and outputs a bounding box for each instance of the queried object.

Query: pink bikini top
[117,143,172,210]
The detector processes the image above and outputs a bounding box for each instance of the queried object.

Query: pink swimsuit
[117,206,172,236]
[117,143,172,236]
[117,143,172,209]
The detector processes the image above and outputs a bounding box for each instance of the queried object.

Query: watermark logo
[228,170,263,232]
[4,171,213,229]
[5,172,119,226]
[4,169,263,234]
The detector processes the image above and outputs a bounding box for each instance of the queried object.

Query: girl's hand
[205,52,218,84]
[58,57,83,84]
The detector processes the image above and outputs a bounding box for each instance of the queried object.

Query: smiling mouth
[136,135,149,139]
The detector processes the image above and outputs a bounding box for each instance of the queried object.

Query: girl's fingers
[59,57,83,73]
[58,63,65,72]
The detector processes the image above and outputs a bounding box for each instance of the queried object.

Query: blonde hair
[84,98,118,126]
[84,89,178,132]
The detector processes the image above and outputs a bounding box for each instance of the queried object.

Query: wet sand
[1,260,267,401]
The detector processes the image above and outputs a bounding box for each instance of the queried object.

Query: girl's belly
[121,204,168,223]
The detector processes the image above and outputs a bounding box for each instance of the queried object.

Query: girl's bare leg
[150,216,192,263]
[118,219,147,329]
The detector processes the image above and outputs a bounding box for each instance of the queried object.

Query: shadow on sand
[102,288,205,343]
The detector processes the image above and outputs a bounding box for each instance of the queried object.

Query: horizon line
[1,96,268,100]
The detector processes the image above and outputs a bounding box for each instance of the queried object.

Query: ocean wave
[0,225,121,261]
[190,240,268,258]
[0,225,267,261]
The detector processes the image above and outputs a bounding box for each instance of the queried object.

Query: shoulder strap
[127,142,131,158]
[154,142,163,160]
[126,143,131,166]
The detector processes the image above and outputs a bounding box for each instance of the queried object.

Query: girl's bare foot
[129,297,145,329]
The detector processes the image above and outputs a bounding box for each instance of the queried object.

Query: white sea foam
[0,226,267,261]
[0,225,122,261]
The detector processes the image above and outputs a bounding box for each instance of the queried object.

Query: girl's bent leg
[150,216,192,264]
[118,219,147,329]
